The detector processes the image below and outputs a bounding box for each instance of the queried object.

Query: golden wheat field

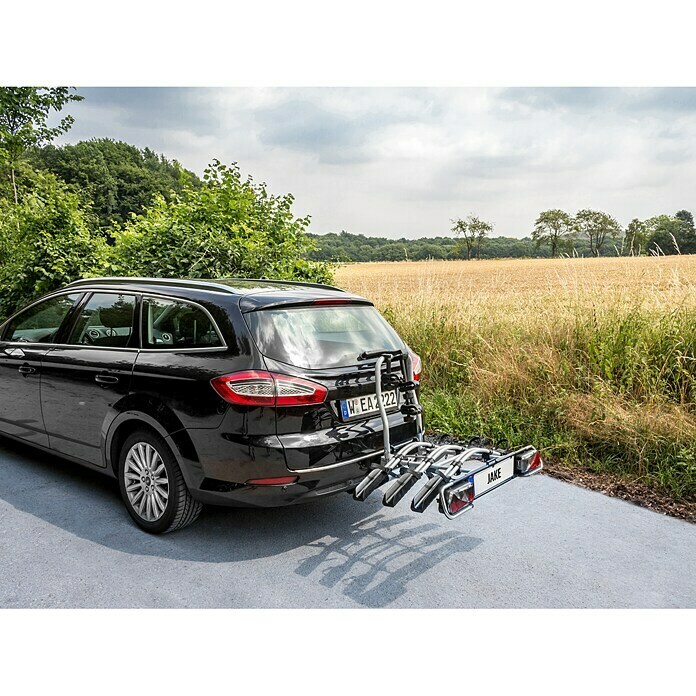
[335,256,696,504]
[336,256,696,317]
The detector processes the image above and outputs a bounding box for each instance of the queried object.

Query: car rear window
[246,304,403,369]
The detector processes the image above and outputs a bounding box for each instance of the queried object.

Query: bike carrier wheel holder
[351,350,544,519]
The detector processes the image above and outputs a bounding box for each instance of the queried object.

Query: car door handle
[18,364,36,375]
[95,374,119,385]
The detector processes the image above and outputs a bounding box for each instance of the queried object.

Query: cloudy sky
[58,87,696,239]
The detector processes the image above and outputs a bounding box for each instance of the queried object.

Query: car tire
[118,429,202,534]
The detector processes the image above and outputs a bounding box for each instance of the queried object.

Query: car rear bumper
[188,451,380,507]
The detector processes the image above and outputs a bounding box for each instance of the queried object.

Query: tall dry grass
[336,257,696,499]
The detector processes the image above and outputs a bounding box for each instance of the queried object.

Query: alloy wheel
[123,442,170,522]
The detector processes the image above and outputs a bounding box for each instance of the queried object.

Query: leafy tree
[378,243,408,261]
[473,217,492,258]
[416,243,446,260]
[451,218,473,260]
[358,243,374,261]
[0,170,108,319]
[574,209,622,257]
[483,234,552,259]
[646,212,696,255]
[674,209,696,254]
[30,139,201,229]
[532,209,574,257]
[625,218,649,256]
[646,215,682,255]
[451,215,493,260]
[675,209,694,231]
[108,160,331,283]
[0,87,82,204]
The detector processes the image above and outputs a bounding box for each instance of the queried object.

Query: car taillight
[409,350,422,382]
[211,370,328,407]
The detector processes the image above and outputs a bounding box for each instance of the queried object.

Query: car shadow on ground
[0,437,482,606]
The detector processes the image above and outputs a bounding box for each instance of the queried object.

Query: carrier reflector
[528,451,543,472]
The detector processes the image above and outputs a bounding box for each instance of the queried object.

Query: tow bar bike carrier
[351,349,543,519]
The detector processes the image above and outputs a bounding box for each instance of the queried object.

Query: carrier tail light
[409,349,422,382]
[515,448,544,475]
[211,370,328,407]
[440,479,475,519]
[448,485,474,514]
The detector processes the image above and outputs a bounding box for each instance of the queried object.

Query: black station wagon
[0,278,421,533]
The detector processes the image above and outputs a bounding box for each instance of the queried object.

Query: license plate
[340,390,398,420]
[473,456,514,497]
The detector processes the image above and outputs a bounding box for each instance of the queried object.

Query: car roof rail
[65,276,347,294]
[218,277,346,292]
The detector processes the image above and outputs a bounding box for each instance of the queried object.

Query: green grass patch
[388,304,696,502]
[422,388,696,500]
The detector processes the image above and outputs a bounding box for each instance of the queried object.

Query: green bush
[109,160,332,284]
[0,159,334,322]
[0,170,108,319]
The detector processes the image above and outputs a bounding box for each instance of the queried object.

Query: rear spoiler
[239,296,374,312]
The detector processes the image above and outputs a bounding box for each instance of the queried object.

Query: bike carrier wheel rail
[351,349,544,519]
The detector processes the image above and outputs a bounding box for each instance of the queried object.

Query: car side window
[143,297,224,349]
[3,294,82,344]
[66,293,137,348]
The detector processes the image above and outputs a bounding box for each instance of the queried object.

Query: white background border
[0,1,693,693]
[2,0,696,86]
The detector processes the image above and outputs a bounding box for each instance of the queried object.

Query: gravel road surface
[1,436,693,608]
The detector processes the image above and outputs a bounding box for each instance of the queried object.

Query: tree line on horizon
[309,208,696,264]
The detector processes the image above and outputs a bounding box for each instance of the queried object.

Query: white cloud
[56,87,696,238]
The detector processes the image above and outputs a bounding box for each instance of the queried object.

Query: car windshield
[246,304,403,369]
